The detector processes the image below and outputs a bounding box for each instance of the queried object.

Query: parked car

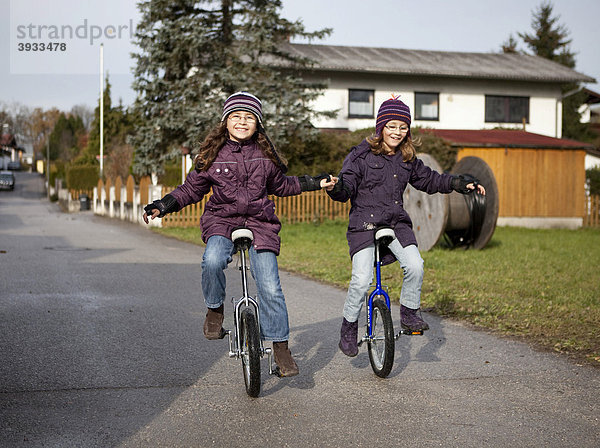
[7,161,21,170]
[0,171,15,190]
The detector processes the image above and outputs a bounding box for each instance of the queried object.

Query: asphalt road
[1,172,598,447]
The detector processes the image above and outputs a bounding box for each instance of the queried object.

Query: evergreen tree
[129,0,333,176]
[48,113,85,162]
[518,1,594,141]
[501,34,519,54]
[82,74,135,167]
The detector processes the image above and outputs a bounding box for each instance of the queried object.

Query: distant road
[1,172,599,447]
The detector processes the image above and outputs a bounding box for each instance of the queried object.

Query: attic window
[415,92,439,121]
[485,95,529,123]
[348,89,374,118]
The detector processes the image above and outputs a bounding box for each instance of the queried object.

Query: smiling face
[226,111,258,142]
[381,120,409,153]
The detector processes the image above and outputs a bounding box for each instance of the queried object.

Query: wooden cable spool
[403,153,449,251]
[403,154,499,251]
[447,156,499,249]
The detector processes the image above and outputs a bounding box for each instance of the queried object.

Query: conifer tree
[129,0,332,176]
[518,1,594,141]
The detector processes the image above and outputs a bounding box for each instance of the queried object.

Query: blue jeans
[201,235,290,342]
[343,240,424,322]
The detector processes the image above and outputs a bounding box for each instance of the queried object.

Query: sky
[1,0,599,113]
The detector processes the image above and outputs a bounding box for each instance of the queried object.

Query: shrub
[159,164,184,187]
[587,166,600,195]
[66,165,99,189]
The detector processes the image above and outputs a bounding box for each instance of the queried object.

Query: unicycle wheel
[367,298,395,378]
[240,308,261,397]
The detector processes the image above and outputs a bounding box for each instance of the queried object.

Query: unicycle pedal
[395,328,424,339]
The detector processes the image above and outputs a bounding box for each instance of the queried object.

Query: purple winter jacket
[328,139,453,264]
[169,139,301,255]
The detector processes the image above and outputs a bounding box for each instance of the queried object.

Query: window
[485,95,529,123]
[415,92,439,120]
[348,89,374,118]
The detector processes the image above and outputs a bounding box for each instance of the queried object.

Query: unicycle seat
[232,227,254,252]
[374,227,395,246]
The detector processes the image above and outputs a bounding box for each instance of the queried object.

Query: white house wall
[305,71,564,137]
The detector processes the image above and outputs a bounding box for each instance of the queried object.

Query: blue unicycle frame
[358,227,396,378]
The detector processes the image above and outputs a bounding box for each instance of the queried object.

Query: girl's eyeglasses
[228,114,256,123]
[385,125,409,133]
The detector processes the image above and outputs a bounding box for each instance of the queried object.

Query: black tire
[240,308,261,397]
[367,298,395,378]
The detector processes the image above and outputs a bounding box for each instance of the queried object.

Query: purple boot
[400,304,430,331]
[339,317,359,357]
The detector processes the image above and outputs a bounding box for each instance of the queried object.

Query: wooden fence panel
[585,195,600,227]
[126,175,135,203]
[159,189,351,228]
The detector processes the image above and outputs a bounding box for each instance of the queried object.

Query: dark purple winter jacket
[169,139,301,255]
[327,139,453,264]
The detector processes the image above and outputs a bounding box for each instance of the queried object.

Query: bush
[66,165,99,189]
[283,126,458,175]
[587,166,600,195]
[159,164,184,187]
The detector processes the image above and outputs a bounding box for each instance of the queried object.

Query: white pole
[100,43,104,178]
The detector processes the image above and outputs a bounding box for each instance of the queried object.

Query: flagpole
[100,43,104,178]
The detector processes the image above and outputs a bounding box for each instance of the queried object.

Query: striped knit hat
[375,95,411,137]
[221,91,263,124]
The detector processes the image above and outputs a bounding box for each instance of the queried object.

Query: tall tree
[501,34,519,54]
[81,74,135,168]
[518,1,594,141]
[48,113,85,162]
[129,0,332,176]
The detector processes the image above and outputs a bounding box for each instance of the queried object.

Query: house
[281,42,595,139]
[1,125,22,170]
[277,43,597,229]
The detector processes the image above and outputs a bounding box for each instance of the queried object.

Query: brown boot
[203,305,226,340]
[273,341,299,377]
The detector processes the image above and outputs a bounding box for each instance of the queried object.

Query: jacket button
[370,214,374,218]
[216,168,221,173]
[393,174,397,178]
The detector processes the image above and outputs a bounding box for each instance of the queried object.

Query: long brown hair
[366,133,421,162]
[193,121,288,171]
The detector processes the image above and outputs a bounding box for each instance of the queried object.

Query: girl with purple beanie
[143,91,336,376]
[327,95,485,357]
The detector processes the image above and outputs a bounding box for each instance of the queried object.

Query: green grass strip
[153,222,600,366]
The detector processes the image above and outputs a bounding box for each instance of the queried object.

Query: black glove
[143,193,179,217]
[298,173,331,192]
[451,174,480,194]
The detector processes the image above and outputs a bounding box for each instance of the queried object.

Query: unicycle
[358,227,396,378]
[225,227,274,397]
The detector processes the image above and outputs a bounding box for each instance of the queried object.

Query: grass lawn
[154,223,600,366]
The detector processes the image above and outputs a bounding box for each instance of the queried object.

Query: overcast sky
[1,0,599,112]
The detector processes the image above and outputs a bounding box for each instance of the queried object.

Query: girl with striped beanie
[327,95,486,358]
[143,91,336,378]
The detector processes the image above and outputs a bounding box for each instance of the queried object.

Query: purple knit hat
[375,95,411,137]
[221,91,263,124]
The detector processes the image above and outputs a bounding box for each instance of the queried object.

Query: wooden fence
[585,195,600,227]
[90,174,600,229]
[161,188,351,227]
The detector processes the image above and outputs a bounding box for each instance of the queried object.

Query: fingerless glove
[143,193,180,217]
[298,173,331,192]
[451,174,479,194]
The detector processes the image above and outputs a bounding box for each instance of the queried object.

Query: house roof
[0,133,17,147]
[423,129,595,150]
[281,43,595,84]
[583,87,600,105]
